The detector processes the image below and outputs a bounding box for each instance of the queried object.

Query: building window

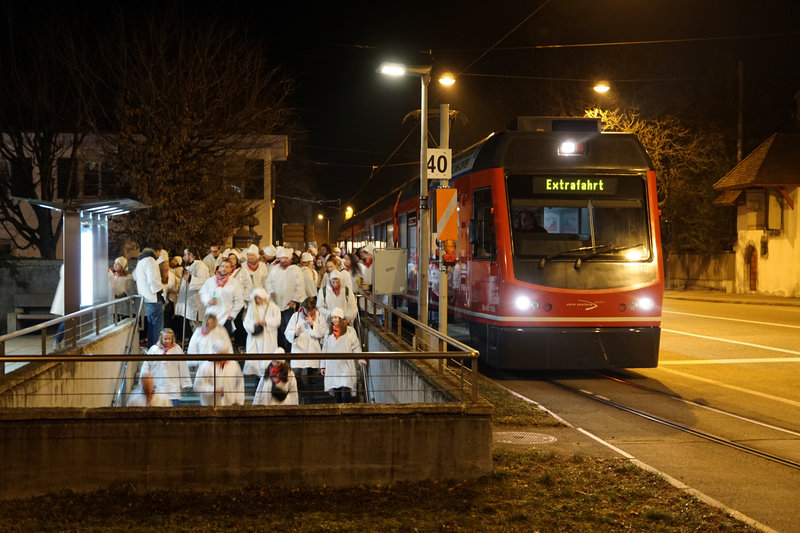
[84,161,100,197]
[57,158,76,199]
[101,162,120,197]
[10,158,34,197]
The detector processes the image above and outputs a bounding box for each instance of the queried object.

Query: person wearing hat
[262,244,277,266]
[187,312,234,366]
[266,246,305,352]
[244,244,269,296]
[252,349,299,406]
[317,269,357,325]
[299,251,318,301]
[132,247,165,348]
[242,287,281,378]
[109,256,135,299]
[198,256,245,341]
[321,307,366,403]
[318,254,353,292]
[169,255,184,281]
[285,296,326,403]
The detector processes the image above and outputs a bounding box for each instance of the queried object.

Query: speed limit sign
[426,148,451,181]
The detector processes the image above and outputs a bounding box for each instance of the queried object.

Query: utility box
[373,248,408,295]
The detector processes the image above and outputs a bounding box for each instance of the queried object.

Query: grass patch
[0,450,754,532]
[478,378,561,427]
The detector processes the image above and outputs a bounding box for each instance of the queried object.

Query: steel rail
[591,370,800,438]
[550,378,800,471]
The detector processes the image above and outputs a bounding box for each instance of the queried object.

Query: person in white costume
[193,358,244,406]
[242,244,269,299]
[285,296,326,404]
[141,328,192,406]
[127,373,172,407]
[321,307,366,403]
[252,350,299,406]
[187,314,234,368]
[198,257,244,339]
[109,256,135,299]
[242,288,282,378]
[202,245,224,275]
[176,248,210,331]
[265,247,305,352]
[318,255,353,292]
[299,252,318,301]
[317,270,358,325]
[262,244,277,267]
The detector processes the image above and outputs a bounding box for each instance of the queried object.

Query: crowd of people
[116,242,378,407]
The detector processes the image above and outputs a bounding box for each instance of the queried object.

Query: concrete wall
[0,404,493,499]
[665,253,735,292]
[0,259,61,335]
[365,327,462,404]
[0,320,136,408]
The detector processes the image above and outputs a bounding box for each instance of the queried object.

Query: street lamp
[593,80,611,94]
[317,213,329,245]
[379,61,432,325]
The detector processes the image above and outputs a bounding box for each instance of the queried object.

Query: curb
[664,294,800,308]
[493,381,778,533]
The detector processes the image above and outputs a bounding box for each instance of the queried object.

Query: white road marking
[664,310,800,330]
[662,328,800,357]
[658,367,800,408]
[660,357,800,365]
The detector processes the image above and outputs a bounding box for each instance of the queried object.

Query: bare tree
[0,3,91,258]
[94,10,293,252]
[586,107,735,252]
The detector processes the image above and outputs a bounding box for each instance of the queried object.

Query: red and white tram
[341,117,663,369]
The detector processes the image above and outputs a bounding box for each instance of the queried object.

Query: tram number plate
[427,148,451,181]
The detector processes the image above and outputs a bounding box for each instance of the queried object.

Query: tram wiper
[575,243,645,269]
[538,243,613,270]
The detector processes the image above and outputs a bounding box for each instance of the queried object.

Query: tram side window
[471,187,495,259]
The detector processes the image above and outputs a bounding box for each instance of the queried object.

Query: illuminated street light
[345,206,354,220]
[317,213,329,244]
[593,80,611,93]
[438,72,456,86]
[378,61,433,325]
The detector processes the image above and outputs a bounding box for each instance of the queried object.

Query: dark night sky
[243,0,800,208]
[8,0,800,211]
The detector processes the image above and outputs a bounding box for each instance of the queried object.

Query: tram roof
[452,130,654,179]
[342,123,654,232]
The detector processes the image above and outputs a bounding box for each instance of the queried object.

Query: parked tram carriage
[341,117,663,369]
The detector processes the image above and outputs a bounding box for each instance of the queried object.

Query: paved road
[492,296,800,533]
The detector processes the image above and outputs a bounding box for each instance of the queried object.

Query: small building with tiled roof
[713,132,800,296]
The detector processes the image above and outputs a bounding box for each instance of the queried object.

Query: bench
[6,294,58,333]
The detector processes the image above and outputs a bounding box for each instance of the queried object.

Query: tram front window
[508,174,651,261]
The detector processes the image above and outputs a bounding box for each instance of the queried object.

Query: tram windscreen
[508,175,651,261]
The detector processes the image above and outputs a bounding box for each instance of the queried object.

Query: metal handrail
[0,295,144,351]
[357,292,480,402]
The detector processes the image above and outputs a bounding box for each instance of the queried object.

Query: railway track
[547,371,800,471]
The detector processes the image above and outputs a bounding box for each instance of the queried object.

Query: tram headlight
[515,295,532,311]
[637,297,655,311]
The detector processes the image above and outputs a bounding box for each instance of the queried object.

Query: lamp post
[379,62,432,325]
[317,213,329,245]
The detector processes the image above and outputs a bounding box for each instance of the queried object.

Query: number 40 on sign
[426,148,451,181]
